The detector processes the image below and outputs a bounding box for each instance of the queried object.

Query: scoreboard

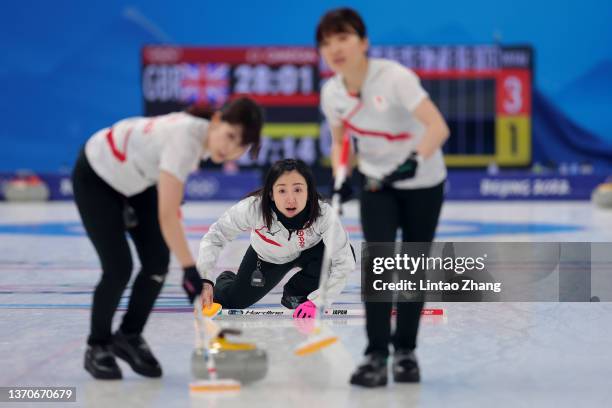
[142,45,532,169]
[368,45,532,166]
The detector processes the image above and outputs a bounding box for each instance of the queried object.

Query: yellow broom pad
[294,335,338,356]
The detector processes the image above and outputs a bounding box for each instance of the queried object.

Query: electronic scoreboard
[142,45,532,168]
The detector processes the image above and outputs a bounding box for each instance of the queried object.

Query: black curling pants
[213,241,326,309]
[72,149,170,346]
[360,181,444,357]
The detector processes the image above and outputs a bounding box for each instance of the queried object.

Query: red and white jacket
[321,58,446,189]
[85,112,210,197]
[197,196,355,307]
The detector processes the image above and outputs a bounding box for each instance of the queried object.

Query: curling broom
[294,131,352,356]
[189,299,241,393]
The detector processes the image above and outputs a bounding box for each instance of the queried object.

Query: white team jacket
[197,196,356,307]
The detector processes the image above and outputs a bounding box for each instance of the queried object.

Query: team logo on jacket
[296,229,305,248]
[373,95,388,112]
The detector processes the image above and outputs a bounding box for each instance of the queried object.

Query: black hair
[315,7,367,47]
[248,159,322,230]
[186,97,264,159]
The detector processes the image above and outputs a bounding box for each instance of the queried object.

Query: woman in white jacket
[72,97,263,380]
[316,8,449,387]
[197,159,355,318]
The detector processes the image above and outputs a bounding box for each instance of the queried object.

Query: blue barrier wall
[1,0,611,171]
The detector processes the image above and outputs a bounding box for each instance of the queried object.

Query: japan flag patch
[373,95,388,112]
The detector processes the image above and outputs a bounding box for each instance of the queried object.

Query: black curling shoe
[111,330,162,378]
[392,349,420,383]
[349,353,388,388]
[84,344,122,380]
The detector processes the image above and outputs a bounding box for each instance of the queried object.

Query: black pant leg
[360,188,400,357]
[72,149,133,346]
[213,246,292,309]
[282,241,356,308]
[397,182,444,243]
[282,240,325,302]
[393,182,445,351]
[120,186,170,335]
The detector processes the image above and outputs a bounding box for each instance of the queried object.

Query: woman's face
[206,113,247,163]
[319,31,368,75]
[271,170,308,218]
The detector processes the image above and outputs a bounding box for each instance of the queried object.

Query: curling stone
[191,329,267,384]
[592,182,612,208]
[2,175,50,201]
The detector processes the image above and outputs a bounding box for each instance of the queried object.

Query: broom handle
[316,132,351,317]
[194,297,218,381]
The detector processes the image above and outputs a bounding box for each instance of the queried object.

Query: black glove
[332,179,354,203]
[182,266,214,304]
[383,152,422,184]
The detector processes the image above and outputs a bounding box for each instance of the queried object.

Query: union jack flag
[180,63,230,106]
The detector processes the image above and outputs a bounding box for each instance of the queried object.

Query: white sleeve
[393,66,429,112]
[308,204,356,307]
[320,81,342,128]
[196,197,256,279]
[159,136,199,183]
